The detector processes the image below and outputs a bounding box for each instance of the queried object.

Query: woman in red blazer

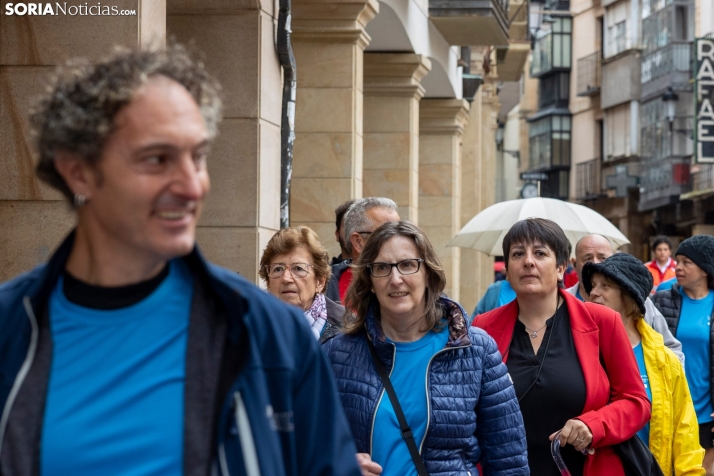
[473,218,650,476]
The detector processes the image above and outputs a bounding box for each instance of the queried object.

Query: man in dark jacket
[326,197,400,303]
[0,44,360,476]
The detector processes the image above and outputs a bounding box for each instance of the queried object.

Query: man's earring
[74,193,87,207]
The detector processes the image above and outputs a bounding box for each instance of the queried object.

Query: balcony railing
[640,42,692,100]
[429,0,510,46]
[577,51,601,96]
[638,157,692,210]
[576,158,601,199]
[692,164,714,192]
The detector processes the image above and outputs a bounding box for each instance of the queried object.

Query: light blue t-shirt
[657,278,677,291]
[497,280,516,307]
[372,329,450,476]
[633,342,652,445]
[41,260,193,476]
[678,290,714,423]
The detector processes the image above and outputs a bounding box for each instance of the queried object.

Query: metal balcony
[576,51,601,97]
[638,157,692,211]
[691,164,714,192]
[640,42,693,101]
[575,158,601,200]
[429,0,510,47]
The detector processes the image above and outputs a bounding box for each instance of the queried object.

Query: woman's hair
[258,226,331,291]
[595,273,643,320]
[342,221,447,335]
[502,218,571,269]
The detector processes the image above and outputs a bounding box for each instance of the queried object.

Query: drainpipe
[277,0,296,229]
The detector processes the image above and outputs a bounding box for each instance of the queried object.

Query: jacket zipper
[420,343,469,453]
[0,297,40,454]
[234,392,261,476]
[217,392,262,476]
[369,343,396,455]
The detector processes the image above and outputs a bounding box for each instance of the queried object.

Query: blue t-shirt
[41,260,194,475]
[657,278,677,291]
[678,290,714,423]
[575,287,584,301]
[372,329,450,476]
[632,342,652,445]
[497,280,516,307]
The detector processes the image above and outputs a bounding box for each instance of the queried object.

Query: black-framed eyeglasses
[265,263,313,279]
[368,259,425,278]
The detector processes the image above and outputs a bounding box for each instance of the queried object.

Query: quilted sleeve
[474,332,530,475]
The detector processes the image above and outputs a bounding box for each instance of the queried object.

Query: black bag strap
[366,338,429,476]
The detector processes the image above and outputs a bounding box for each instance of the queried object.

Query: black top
[506,303,587,476]
[63,264,169,310]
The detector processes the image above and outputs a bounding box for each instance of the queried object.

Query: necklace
[523,323,547,339]
[519,294,561,339]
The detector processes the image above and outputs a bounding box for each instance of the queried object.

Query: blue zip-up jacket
[0,232,360,476]
[323,296,529,475]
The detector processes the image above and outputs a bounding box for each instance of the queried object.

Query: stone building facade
[0,0,527,312]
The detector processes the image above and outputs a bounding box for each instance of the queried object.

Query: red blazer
[473,289,651,476]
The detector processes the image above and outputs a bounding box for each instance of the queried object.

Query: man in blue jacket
[0,44,360,476]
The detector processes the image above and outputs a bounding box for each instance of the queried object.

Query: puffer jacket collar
[363,295,472,361]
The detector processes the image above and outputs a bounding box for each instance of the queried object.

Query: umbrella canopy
[449,197,630,256]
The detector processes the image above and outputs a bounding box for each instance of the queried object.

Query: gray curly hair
[31,42,223,203]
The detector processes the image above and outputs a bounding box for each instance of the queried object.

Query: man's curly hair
[31,42,223,203]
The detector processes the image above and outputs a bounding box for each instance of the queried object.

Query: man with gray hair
[568,234,684,364]
[0,44,360,476]
[327,197,400,303]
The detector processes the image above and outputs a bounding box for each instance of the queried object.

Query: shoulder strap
[366,338,429,476]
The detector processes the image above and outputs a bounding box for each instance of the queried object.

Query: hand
[356,453,383,476]
[549,419,594,454]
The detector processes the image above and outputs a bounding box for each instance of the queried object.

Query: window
[528,114,572,170]
[605,104,631,160]
[640,99,669,161]
[609,21,626,55]
[539,73,570,109]
[531,16,572,77]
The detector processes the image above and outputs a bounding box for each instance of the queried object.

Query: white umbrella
[449,197,630,256]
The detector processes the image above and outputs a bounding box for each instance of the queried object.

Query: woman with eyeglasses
[323,221,528,476]
[259,226,344,343]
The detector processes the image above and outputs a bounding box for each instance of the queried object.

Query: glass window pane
[563,34,571,68]
[553,116,561,130]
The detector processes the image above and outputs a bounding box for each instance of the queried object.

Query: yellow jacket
[637,318,705,475]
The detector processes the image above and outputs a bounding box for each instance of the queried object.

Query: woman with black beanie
[653,235,714,475]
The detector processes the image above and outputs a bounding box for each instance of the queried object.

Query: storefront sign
[695,38,714,163]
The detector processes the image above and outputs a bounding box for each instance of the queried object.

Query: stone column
[362,53,431,223]
[289,0,378,257]
[459,73,500,312]
[419,99,470,301]
[0,0,165,282]
[168,0,282,283]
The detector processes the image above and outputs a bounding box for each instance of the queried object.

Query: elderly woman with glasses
[259,226,344,343]
[474,218,650,476]
[323,221,528,476]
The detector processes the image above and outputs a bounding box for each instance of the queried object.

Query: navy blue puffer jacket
[323,296,529,476]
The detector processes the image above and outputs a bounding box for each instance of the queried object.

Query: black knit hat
[582,253,653,315]
[675,235,714,278]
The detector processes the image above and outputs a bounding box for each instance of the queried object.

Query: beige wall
[363,53,431,223]
[168,1,282,282]
[0,0,165,282]
[419,99,470,301]
[289,0,378,258]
